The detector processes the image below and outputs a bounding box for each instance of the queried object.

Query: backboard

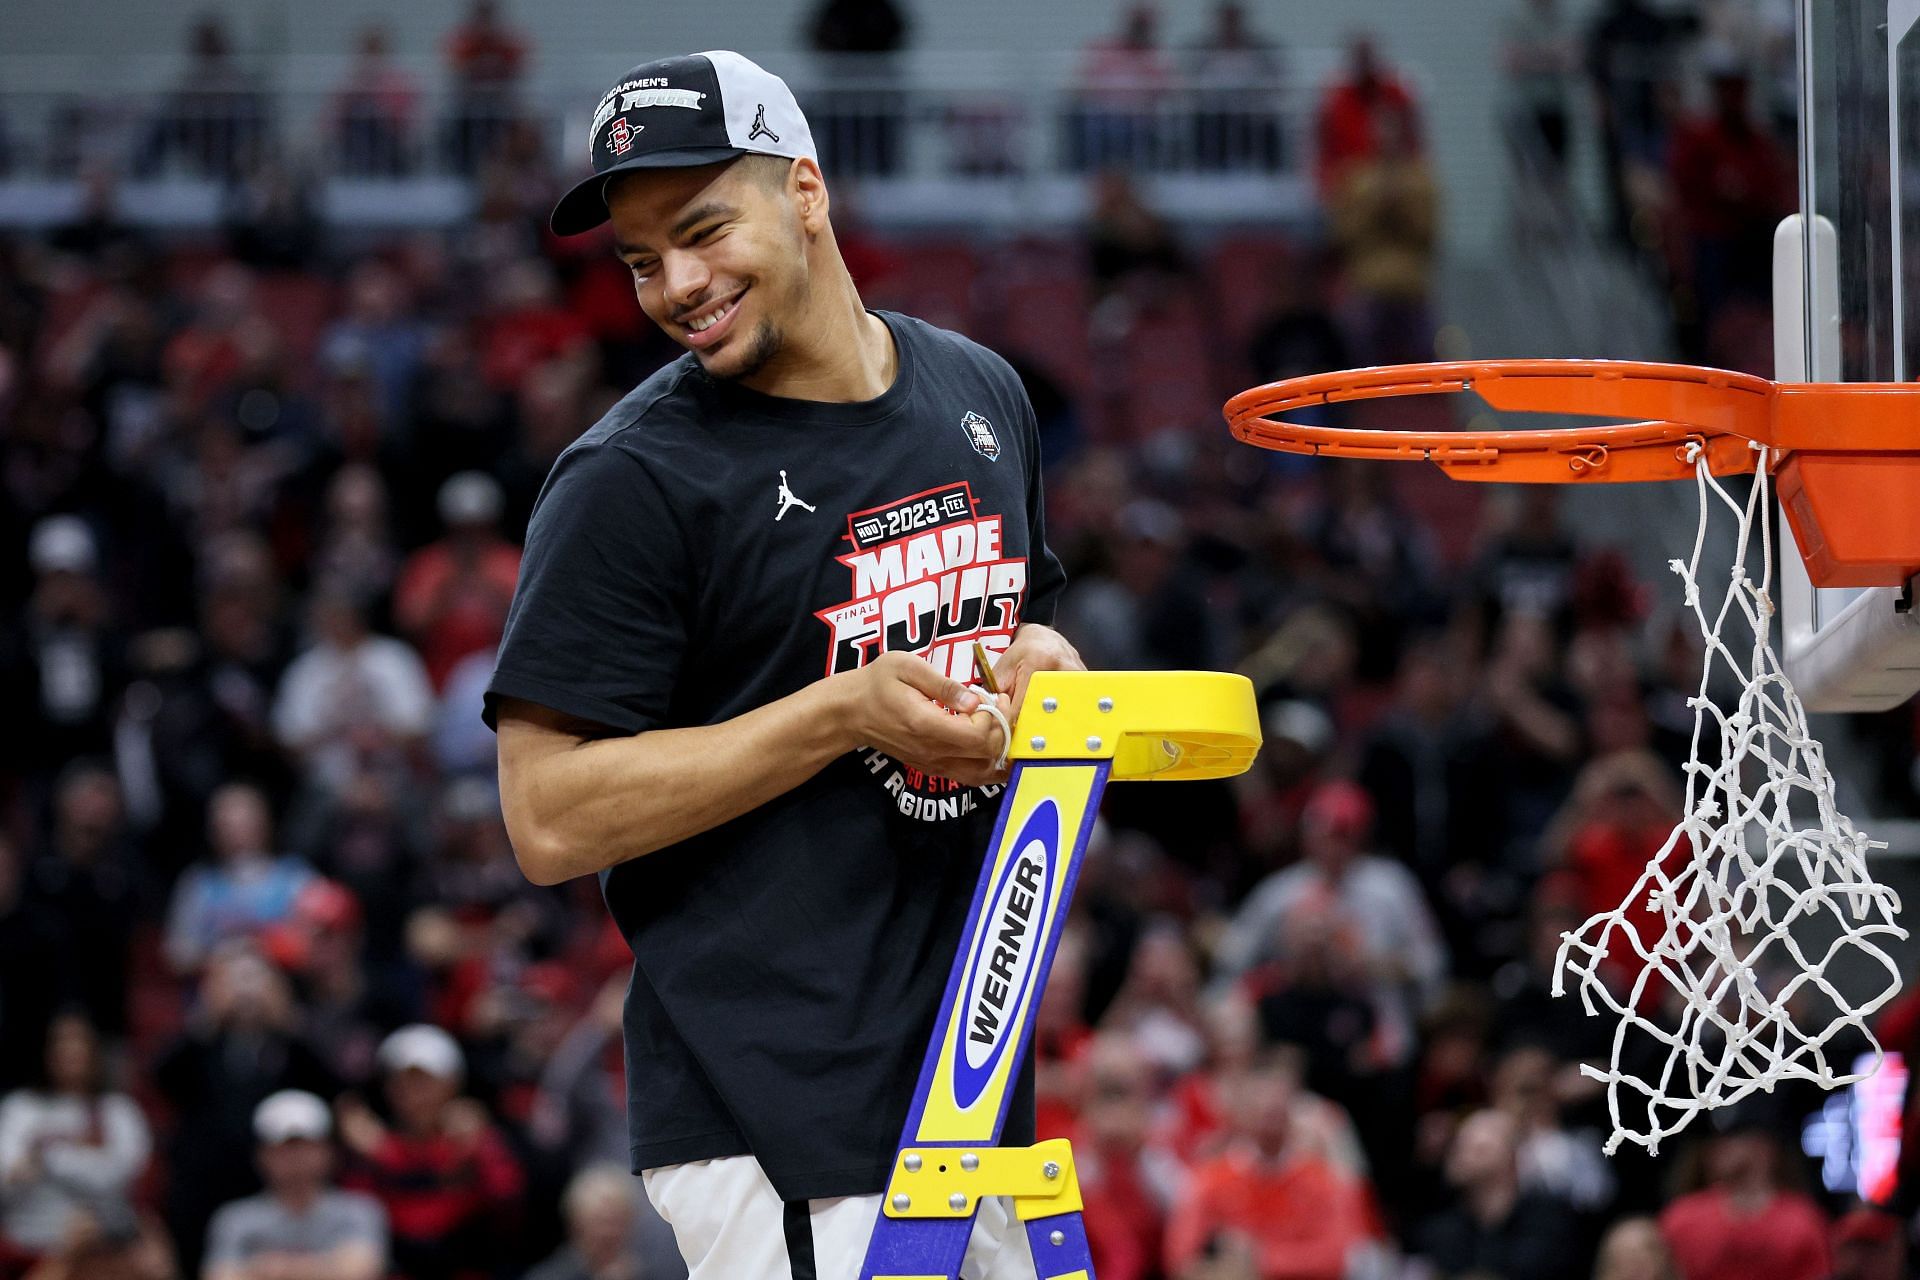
[1779,0,1920,710]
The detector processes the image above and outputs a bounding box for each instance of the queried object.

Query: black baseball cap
[550,50,818,237]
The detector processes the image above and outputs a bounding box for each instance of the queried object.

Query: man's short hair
[738,153,795,191]
[602,152,794,212]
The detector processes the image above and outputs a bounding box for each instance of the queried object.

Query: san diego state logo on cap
[607,117,640,155]
[961,410,999,461]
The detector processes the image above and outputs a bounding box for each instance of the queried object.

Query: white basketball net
[1552,442,1907,1156]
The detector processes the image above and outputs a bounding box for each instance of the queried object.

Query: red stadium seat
[1205,233,1297,365]
[254,272,338,364]
[1113,297,1219,441]
[1347,396,1484,566]
[999,264,1093,395]
[886,239,980,333]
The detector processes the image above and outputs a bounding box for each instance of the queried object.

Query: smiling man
[487,50,1081,1280]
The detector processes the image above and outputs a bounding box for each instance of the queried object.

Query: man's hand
[333,1095,386,1157]
[991,623,1086,718]
[840,651,1011,787]
[442,1097,491,1142]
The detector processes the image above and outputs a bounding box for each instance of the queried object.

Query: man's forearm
[500,676,857,884]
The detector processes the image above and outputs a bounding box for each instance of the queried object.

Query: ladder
[859,671,1261,1280]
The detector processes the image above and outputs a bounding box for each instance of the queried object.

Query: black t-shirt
[485,311,1067,1202]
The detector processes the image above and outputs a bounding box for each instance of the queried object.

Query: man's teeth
[688,300,734,332]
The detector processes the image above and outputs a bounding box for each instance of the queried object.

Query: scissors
[970,640,1001,696]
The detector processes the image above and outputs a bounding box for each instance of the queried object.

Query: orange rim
[1222,359,1784,483]
[1222,358,1920,588]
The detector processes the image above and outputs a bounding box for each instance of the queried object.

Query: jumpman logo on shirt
[775,470,815,521]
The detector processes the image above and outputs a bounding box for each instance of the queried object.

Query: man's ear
[789,157,830,234]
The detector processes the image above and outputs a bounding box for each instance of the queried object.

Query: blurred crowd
[93,2,534,182]
[1,4,1917,1280]
[1500,0,1796,371]
[2,1,1314,186]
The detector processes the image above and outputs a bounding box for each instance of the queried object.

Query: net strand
[1551,442,1907,1156]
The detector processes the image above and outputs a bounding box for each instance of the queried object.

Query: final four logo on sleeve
[961,411,1000,461]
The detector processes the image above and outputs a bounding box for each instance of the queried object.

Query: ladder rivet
[1098,697,1114,713]
[960,1153,978,1171]
[892,1194,911,1211]
[1030,736,1046,751]
[903,1154,921,1173]
[1041,697,1057,713]
[1042,1161,1060,1179]
[948,1192,968,1210]
[1085,736,1102,751]
[1050,1230,1065,1246]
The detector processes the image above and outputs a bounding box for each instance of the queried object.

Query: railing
[0,88,550,183]
[0,51,1341,227]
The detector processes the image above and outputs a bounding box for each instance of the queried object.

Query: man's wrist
[814,669,865,756]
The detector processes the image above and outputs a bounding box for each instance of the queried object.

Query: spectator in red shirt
[442,0,528,174]
[1314,36,1421,200]
[337,1025,525,1280]
[1658,1122,1829,1280]
[444,0,525,92]
[1160,994,1259,1163]
[478,261,592,394]
[163,263,260,422]
[1667,62,1794,243]
[1164,1048,1382,1280]
[1827,1205,1904,1280]
[1543,748,1682,1000]
[1664,65,1794,366]
[394,473,521,691]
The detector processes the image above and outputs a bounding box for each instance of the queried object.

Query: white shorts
[642,1154,1042,1280]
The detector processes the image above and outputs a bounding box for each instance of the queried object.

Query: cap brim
[549,147,749,236]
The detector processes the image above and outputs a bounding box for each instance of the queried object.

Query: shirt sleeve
[485,442,694,735]
[1017,391,1067,627]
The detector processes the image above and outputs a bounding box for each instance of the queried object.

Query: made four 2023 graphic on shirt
[813,480,1032,684]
